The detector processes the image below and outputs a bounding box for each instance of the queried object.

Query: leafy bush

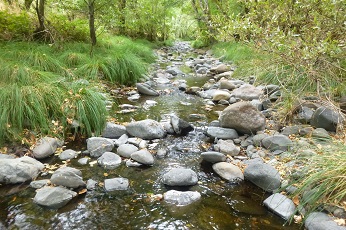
[0,11,34,41]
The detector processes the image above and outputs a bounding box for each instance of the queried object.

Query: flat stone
[97,152,122,169]
[201,151,226,163]
[32,137,59,159]
[59,149,77,160]
[206,127,239,139]
[164,190,201,206]
[126,119,166,140]
[50,167,85,188]
[212,162,244,181]
[262,135,293,151]
[0,156,44,184]
[263,193,296,220]
[244,162,281,192]
[102,122,127,139]
[104,178,129,192]
[136,83,159,96]
[131,149,154,165]
[34,187,77,209]
[117,144,138,158]
[30,179,50,189]
[305,212,346,230]
[162,168,198,186]
[214,139,240,156]
[86,137,114,158]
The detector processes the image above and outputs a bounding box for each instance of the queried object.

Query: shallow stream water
[0,43,300,230]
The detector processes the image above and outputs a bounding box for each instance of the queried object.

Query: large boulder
[32,137,59,159]
[50,167,85,188]
[263,193,296,220]
[126,119,166,139]
[86,137,114,158]
[34,187,77,209]
[162,168,198,186]
[310,106,344,132]
[136,83,159,96]
[164,190,201,206]
[219,102,266,135]
[206,127,239,140]
[0,156,44,184]
[232,84,263,101]
[102,122,127,139]
[212,162,244,181]
[97,152,122,169]
[244,162,281,192]
[170,114,194,136]
[262,135,293,151]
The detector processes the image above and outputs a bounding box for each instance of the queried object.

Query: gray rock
[104,178,129,192]
[263,193,296,220]
[34,187,77,209]
[201,151,226,163]
[162,168,198,186]
[32,137,59,159]
[305,212,346,230]
[131,149,154,165]
[197,89,217,99]
[126,119,166,140]
[232,84,263,101]
[311,106,344,132]
[210,64,230,74]
[296,106,314,123]
[244,162,281,192]
[86,137,114,158]
[164,190,201,206]
[212,90,231,101]
[78,157,89,165]
[125,159,142,167]
[117,144,138,158]
[281,126,302,136]
[30,179,50,189]
[166,67,183,76]
[312,128,330,139]
[136,83,159,96]
[86,179,98,190]
[0,154,15,159]
[250,99,263,111]
[186,86,201,95]
[59,149,77,160]
[214,139,240,156]
[0,156,44,184]
[219,102,266,135]
[206,127,239,139]
[262,135,293,151]
[214,71,234,80]
[219,79,236,90]
[114,134,129,147]
[50,167,85,188]
[127,137,143,147]
[212,162,244,181]
[170,114,194,136]
[102,122,127,139]
[97,152,122,169]
[252,133,269,147]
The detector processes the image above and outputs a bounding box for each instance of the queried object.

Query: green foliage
[212,42,256,64]
[0,10,34,41]
[0,36,155,142]
[288,141,346,217]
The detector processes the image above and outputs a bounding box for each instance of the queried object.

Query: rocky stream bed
[0,42,345,230]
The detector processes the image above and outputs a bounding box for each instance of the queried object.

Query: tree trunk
[118,0,126,35]
[88,0,97,46]
[34,0,51,42]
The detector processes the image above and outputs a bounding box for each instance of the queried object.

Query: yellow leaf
[104,173,108,177]
[78,188,87,195]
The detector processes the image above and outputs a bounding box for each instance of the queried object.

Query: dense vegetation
[0,0,345,220]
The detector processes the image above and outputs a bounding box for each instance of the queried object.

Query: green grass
[288,141,346,218]
[0,36,155,142]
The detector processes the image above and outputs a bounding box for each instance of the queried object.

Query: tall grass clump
[288,141,346,218]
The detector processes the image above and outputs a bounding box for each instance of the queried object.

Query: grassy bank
[0,36,155,143]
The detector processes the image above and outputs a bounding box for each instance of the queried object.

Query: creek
[0,42,300,230]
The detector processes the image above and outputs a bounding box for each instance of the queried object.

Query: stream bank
[1,42,345,230]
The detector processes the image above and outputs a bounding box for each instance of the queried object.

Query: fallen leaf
[78,188,87,195]
[104,173,108,177]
